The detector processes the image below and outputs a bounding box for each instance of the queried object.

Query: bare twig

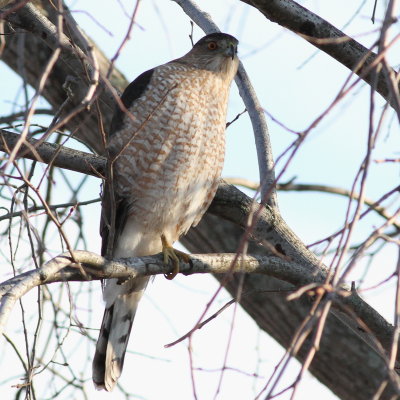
[165,298,236,348]
[106,0,141,78]
[226,178,400,230]
[0,198,100,222]
[7,47,61,164]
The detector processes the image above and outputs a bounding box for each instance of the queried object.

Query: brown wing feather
[100,68,155,257]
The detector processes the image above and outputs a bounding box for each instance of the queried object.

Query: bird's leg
[161,234,191,280]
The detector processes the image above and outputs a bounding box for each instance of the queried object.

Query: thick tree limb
[0,250,309,338]
[2,1,125,154]
[0,129,105,177]
[182,215,399,400]
[240,0,400,108]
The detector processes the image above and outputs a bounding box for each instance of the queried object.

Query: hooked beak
[225,42,237,60]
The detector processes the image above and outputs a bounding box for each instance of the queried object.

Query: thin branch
[2,332,28,373]
[164,298,236,348]
[226,178,400,230]
[7,45,61,164]
[106,0,141,78]
[378,0,400,122]
[0,109,54,125]
[389,246,400,370]
[0,197,100,222]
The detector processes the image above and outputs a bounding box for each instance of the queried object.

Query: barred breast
[108,63,232,244]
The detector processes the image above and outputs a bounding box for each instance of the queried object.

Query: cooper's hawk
[92,33,239,391]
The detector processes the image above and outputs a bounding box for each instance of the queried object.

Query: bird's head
[176,33,239,80]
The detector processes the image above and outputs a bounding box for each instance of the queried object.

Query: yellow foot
[161,234,191,280]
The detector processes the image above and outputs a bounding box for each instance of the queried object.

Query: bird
[92,32,239,391]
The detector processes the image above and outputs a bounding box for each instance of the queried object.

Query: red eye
[207,41,217,50]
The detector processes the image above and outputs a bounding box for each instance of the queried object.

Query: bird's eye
[207,41,217,50]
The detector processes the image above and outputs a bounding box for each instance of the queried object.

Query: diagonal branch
[225,177,400,231]
[1,1,126,154]
[240,0,400,108]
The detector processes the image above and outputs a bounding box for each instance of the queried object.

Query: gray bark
[239,0,400,109]
[182,215,397,400]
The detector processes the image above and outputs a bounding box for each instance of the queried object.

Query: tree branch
[0,250,309,336]
[225,177,400,230]
[0,129,106,177]
[1,2,398,398]
[0,197,100,222]
[240,0,399,108]
[0,248,389,359]
[2,1,126,154]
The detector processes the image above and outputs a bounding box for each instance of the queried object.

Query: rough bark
[182,216,397,400]
[240,0,399,108]
[1,1,125,153]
